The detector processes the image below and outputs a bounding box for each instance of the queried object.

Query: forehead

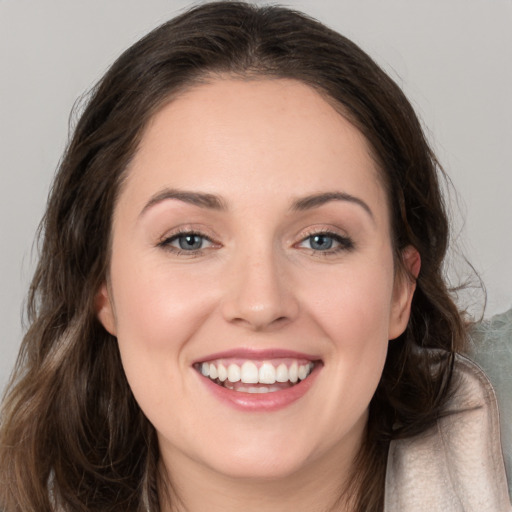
[120,78,388,224]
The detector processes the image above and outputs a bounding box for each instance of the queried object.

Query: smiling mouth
[194,359,316,393]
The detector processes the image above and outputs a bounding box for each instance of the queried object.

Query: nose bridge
[222,237,298,329]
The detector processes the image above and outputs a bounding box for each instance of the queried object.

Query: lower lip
[196,363,321,412]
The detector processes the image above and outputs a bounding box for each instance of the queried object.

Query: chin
[206,449,313,481]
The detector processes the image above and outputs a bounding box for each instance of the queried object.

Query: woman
[0,2,510,511]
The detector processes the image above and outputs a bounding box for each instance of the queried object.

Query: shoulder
[384,354,512,512]
[468,308,512,498]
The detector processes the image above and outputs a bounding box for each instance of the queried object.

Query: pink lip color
[192,348,321,365]
[195,362,321,412]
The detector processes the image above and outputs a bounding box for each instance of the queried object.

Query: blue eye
[299,232,353,253]
[309,234,334,250]
[175,234,204,250]
[159,232,213,253]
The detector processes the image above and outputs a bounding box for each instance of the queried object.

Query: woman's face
[98,78,416,482]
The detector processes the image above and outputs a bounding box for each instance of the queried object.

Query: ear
[95,282,117,336]
[388,245,421,340]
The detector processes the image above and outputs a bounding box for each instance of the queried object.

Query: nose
[221,246,299,331]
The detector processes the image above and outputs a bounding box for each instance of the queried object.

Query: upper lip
[192,348,321,365]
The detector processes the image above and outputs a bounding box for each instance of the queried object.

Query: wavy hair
[0,2,466,511]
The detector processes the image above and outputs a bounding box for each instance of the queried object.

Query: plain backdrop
[1,0,511,392]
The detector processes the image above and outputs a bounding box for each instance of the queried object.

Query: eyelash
[157,229,354,257]
[297,230,355,256]
[157,229,217,257]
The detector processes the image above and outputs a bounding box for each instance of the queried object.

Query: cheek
[301,257,394,399]
[305,260,395,343]
[107,251,221,407]
[111,254,215,347]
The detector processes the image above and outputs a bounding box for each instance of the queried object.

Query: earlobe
[388,246,421,340]
[95,282,117,336]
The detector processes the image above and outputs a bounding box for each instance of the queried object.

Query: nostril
[227,311,293,331]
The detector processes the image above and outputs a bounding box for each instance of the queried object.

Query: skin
[97,78,419,512]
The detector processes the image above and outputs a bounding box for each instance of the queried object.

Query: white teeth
[275,363,288,382]
[227,363,241,383]
[199,359,315,388]
[240,361,259,384]
[298,364,309,381]
[259,362,276,384]
[217,363,227,382]
[289,362,298,383]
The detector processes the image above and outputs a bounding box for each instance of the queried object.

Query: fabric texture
[468,308,512,496]
[384,355,512,511]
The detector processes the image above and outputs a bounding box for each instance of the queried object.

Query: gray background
[1,0,511,392]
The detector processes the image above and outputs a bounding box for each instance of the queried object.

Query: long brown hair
[0,2,466,511]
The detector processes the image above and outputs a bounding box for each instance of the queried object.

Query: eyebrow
[139,188,374,221]
[291,192,374,221]
[139,188,227,217]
